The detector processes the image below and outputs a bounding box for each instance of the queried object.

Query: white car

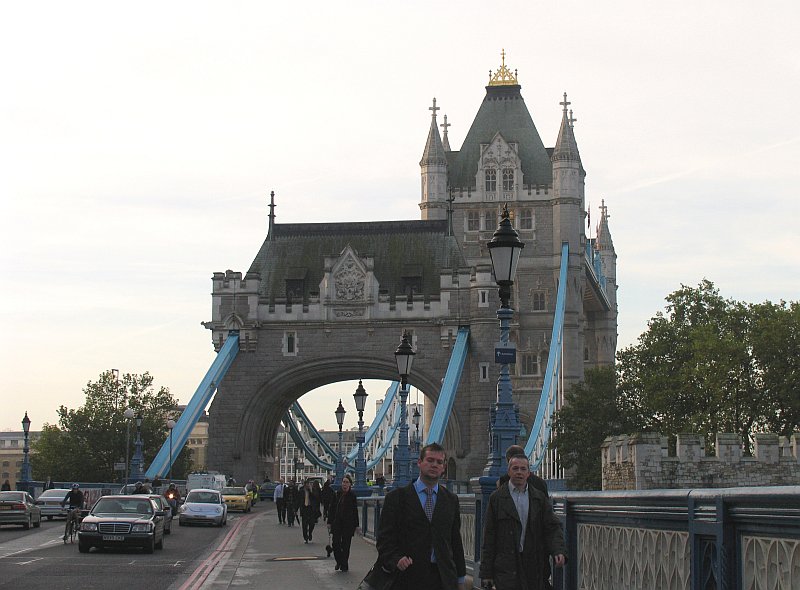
[35,489,69,520]
[178,488,227,527]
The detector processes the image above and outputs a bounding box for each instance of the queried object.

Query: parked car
[178,488,227,526]
[147,494,173,534]
[35,488,69,520]
[221,487,251,513]
[0,491,42,529]
[78,495,165,553]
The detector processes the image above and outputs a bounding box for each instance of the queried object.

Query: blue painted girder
[425,327,470,445]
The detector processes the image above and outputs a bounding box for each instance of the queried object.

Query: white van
[186,472,227,492]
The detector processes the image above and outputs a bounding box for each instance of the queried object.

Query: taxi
[221,486,251,513]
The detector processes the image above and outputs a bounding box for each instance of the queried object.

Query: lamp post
[20,412,32,492]
[352,380,370,496]
[166,419,175,482]
[411,406,421,479]
[124,408,135,485]
[334,399,346,486]
[392,331,416,487]
[483,204,525,478]
[131,412,145,480]
[293,456,302,483]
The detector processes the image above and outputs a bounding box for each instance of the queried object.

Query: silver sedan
[0,491,42,529]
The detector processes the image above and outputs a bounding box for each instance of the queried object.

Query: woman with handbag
[327,474,359,572]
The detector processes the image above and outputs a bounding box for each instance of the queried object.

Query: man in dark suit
[376,443,466,590]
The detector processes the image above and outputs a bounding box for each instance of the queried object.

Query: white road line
[14,557,44,565]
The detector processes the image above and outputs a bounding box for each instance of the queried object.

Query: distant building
[0,430,39,489]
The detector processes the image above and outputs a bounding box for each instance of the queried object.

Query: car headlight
[132,523,152,533]
[214,506,223,514]
[81,522,98,531]
[178,505,186,513]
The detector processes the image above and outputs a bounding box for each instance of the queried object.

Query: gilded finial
[488,49,519,86]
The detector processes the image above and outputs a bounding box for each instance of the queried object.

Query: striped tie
[424,487,434,522]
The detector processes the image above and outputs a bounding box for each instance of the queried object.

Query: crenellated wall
[601,432,800,490]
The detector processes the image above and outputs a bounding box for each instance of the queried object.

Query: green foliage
[30,371,192,483]
[616,280,799,451]
[552,367,635,490]
[554,281,799,489]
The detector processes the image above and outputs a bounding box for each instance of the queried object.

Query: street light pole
[124,407,134,486]
[20,412,32,492]
[352,380,369,496]
[483,204,525,478]
[411,406,421,480]
[131,412,145,480]
[393,331,416,487]
[334,399,346,486]
[166,419,176,482]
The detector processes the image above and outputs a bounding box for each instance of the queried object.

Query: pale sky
[2,2,799,433]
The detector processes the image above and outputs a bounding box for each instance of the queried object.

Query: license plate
[0,506,10,510]
[102,535,124,541]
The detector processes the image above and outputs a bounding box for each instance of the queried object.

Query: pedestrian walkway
[199,502,379,589]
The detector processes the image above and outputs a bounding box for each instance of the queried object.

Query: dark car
[259,480,277,501]
[146,494,173,534]
[78,495,165,553]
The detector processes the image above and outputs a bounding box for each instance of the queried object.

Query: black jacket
[479,483,566,590]
[377,483,466,590]
[327,489,359,536]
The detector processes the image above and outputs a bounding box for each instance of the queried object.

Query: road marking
[14,557,44,565]
[177,514,252,590]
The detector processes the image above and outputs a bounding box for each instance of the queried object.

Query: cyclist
[61,483,84,541]
[163,483,181,515]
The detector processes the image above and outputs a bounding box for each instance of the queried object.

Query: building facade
[203,53,618,483]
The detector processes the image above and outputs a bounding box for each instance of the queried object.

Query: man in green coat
[480,455,566,590]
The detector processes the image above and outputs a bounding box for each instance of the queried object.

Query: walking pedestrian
[327,474,359,572]
[320,475,335,520]
[284,480,298,527]
[375,442,466,590]
[273,478,286,524]
[480,455,566,590]
[300,478,321,543]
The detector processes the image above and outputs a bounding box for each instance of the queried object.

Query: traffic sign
[494,343,516,364]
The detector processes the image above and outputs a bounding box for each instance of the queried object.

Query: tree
[551,366,635,490]
[616,280,799,452]
[31,371,192,483]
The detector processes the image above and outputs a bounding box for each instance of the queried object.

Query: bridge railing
[359,486,800,589]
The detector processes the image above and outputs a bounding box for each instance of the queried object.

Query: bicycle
[63,507,82,544]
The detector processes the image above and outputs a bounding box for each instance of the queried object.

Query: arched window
[502,168,514,191]
[485,169,497,192]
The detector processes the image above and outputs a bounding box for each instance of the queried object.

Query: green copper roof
[448,84,553,189]
[248,220,467,302]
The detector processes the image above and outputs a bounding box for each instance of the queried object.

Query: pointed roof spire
[268,190,276,240]
[440,114,451,151]
[420,97,447,166]
[552,92,581,163]
[596,198,615,250]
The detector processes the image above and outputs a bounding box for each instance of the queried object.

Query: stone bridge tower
[203,53,618,483]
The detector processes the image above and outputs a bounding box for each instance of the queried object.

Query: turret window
[467,211,480,231]
[519,209,533,230]
[502,168,514,191]
[485,169,497,192]
[532,291,546,311]
[521,353,539,376]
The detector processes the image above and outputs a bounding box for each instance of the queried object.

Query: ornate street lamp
[411,406,421,479]
[166,419,176,482]
[484,204,525,477]
[124,407,135,486]
[20,412,32,491]
[131,412,145,480]
[392,332,416,487]
[352,380,369,495]
[334,399,346,486]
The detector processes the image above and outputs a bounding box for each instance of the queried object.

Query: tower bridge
[147,52,618,485]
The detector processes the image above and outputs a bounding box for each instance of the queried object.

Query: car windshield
[185,491,220,504]
[38,489,68,498]
[0,492,25,502]
[222,487,247,495]
[94,498,153,515]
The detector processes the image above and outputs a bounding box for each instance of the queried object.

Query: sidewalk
[200,502,379,589]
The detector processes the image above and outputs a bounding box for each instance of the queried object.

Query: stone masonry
[602,432,800,490]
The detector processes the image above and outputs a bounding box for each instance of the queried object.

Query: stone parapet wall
[602,432,800,490]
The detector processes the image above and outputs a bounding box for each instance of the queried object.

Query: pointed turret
[419,98,448,221]
[551,92,586,253]
[440,114,451,152]
[552,93,581,164]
